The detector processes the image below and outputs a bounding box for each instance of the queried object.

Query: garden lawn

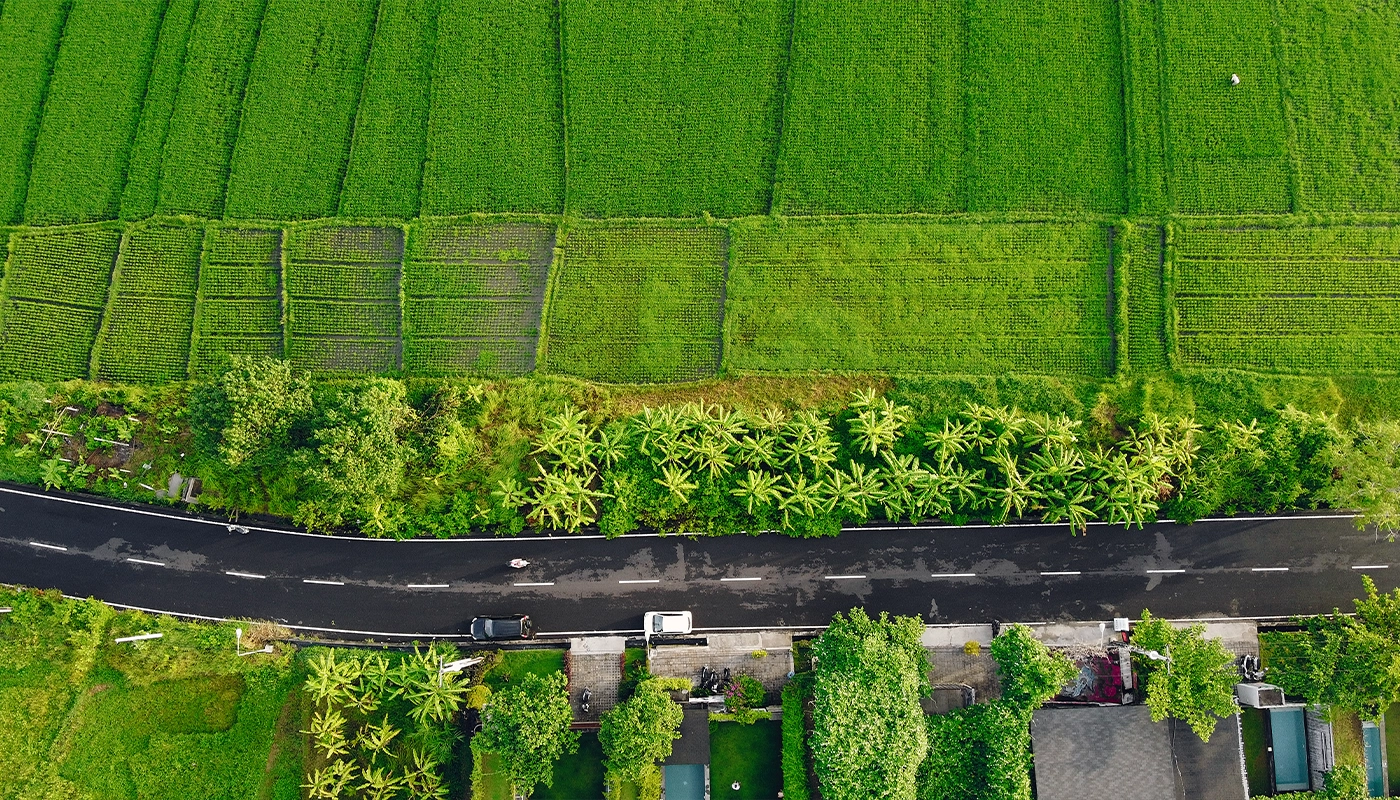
[710,720,782,800]
[533,730,605,800]
[483,648,566,690]
[472,749,516,800]
[1240,707,1272,797]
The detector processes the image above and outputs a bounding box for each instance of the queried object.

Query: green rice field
[0,0,1397,384]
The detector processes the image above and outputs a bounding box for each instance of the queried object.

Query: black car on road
[470,614,535,641]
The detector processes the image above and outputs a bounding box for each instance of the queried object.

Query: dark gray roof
[1032,706,1247,800]
[1169,715,1248,800]
[1033,705,1175,800]
[664,707,710,766]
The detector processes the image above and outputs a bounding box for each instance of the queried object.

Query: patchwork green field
[0,0,1398,384]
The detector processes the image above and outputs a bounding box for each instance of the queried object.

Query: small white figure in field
[1230,73,1241,86]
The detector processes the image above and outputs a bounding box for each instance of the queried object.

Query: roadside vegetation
[0,361,1395,539]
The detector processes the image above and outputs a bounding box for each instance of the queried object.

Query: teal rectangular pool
[1270,707,1310,792]
[665,764,707,800]
[1363,723,1383,797]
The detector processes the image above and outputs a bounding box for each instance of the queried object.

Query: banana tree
[303,707,350,759]
[777,473,835,528]
[734,430,779,469]
[689,434,733,480]
[533,405,595,471]
[305,650,356,707]
[404,670,468,726]
[404,748,447,800]
[356,765,404,800]
[847,390,912,458]
[655,465,699,505]
[355,716,401,760]
[731,469,782,515]
[826,462,885,521]
[879,452,928,521]
[923,418,975,467]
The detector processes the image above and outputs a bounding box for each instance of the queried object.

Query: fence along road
[0,484,1395,638]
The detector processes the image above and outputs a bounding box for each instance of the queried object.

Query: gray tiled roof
[1032,706,1247,800]
[664,707,711,766]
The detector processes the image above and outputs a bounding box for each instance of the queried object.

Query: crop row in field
[6,219,1400,383]
[92,225,202,383]
[403,222,555,375]
[726,220,1114,377]
[0,228,119,379]
[189,227,284,374]
[1171,223,1400,373]
[284,226,401,372]
[120,0,201,222]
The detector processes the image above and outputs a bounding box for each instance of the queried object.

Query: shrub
[781,677,812,800]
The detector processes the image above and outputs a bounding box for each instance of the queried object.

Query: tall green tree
[990,624,1078,710]
[1268,576,1400,721]
[1130,612,1240,741]
[599,677,688,785]
[475,671,578,795]
[811,609,929,800]
[191,355,313,468]
[1323,420,1400,534]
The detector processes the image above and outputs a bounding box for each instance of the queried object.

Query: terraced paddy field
[0,0,1397,383]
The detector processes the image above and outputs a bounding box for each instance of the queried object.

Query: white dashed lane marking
[29,541,67,551]
[303,579,345,586]
[513,582,555,587]
[1251,567,1289,572]
[618,579,661,585]
[825,575,866,580]
[225,570,267,579]
[125,558,165,567]
[1040,571,1082,577]
[720,577,762,582]
[406,583,450,589]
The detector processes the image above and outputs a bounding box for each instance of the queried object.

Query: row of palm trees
[301,646,466,799]
[497,392,1204,534]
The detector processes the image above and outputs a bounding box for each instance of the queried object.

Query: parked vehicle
[643,610,693,643]
[470,614,535,641]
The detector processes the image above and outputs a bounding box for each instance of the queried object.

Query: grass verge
[710,719,782,799]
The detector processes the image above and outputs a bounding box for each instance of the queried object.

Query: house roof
[1032,706,1246,800]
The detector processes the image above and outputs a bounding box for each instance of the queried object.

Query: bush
[781,677,812,800]
[725,674,766,711]
[919,703,1032,800]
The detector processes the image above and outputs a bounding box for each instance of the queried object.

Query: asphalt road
[1,484,1396,638]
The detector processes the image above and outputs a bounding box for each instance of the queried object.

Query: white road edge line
[1041,571,1082,576]
[618,579,661,584]
[930,573,976,578]
[513,582,555,587]
[825,575,866,580]
[720,577,762,582]
[29,541,67,551]
[125,558,165,567]
[225,570,267,579]
[1251,567,1289,572]
[1351,565,1389,570]
[406,584,450,589]
[302,579,345,586]
[1145,569,1186,574]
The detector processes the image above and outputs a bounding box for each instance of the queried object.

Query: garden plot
[1158,0,1292,213]
[725,219,1113,377]
[963,0,1127,213]
[402,222,554,375]
[91,226,201,383]
[775,0,964,215]
[0,0,69,225]
[419,0,562,215]
[1172,224,1400,373]
[285,226,402,373]
[1119,223,1167,372]
[0,228,119,379]
[156,0,266,217]
[1275,0,1400,212]
[189,227,284,374]
[543,224,727,383]
[563,0,787,217]
[338,0,437,218]
[223,0,378,219]
[21,0,166,225]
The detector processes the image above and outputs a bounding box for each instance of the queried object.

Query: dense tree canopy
[599,677,688,785]
[811,609,929,800]
[989,624,1078,710]
[1130,611,1240,741]
[475,671,577,795]
[1268,576,1400,721]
